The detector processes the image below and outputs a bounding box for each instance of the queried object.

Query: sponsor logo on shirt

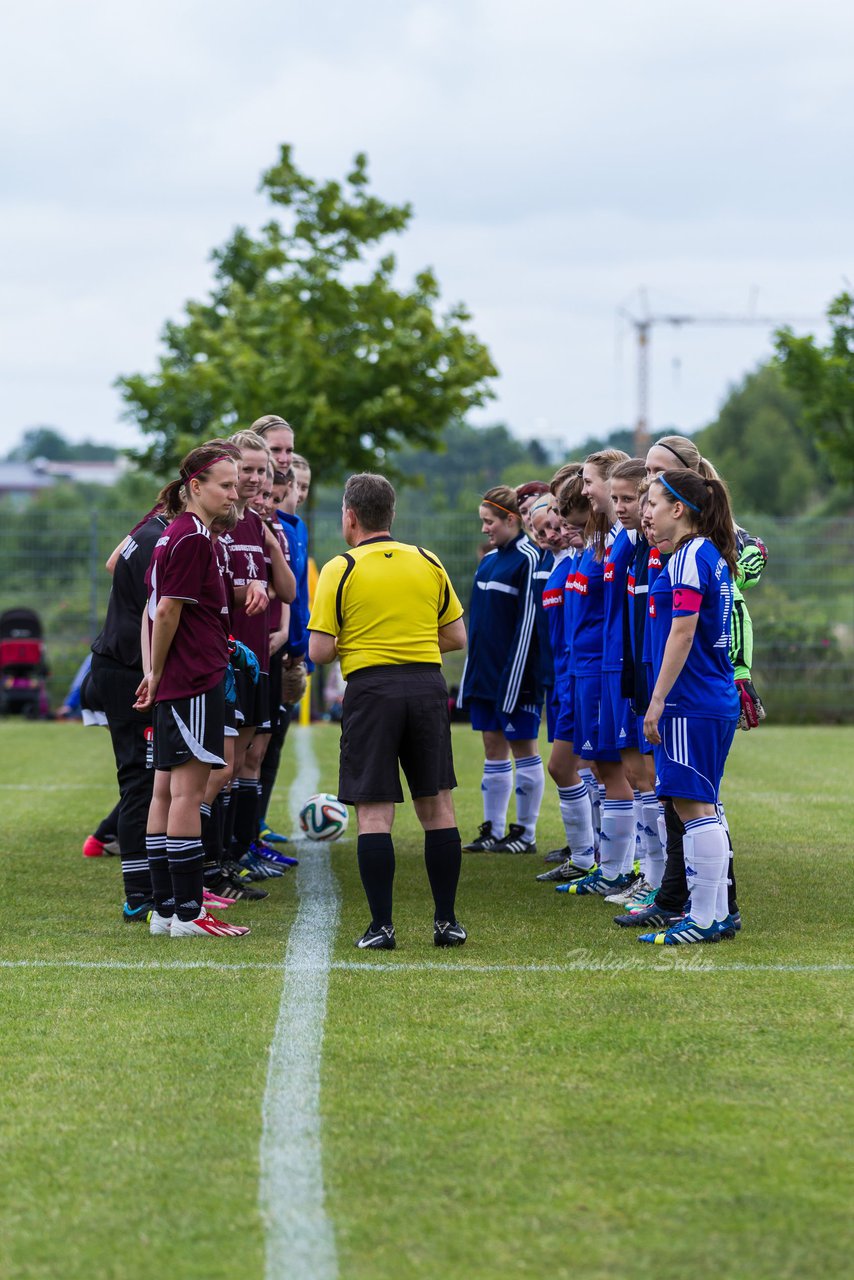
[572,573,589,596]
[604,562,615,583]
[542,588,564,609]
[627,573,635,597]
[649,548,662,568]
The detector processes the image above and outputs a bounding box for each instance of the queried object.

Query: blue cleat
[254,841,299,868]
[259,823,289,844]
[122,900,154,923]
[613,902,685,929]
[239,849,285,879]
[557,869,634,896]
[638,915,732,945]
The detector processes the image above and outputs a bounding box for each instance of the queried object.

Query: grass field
[0,720,852,1280]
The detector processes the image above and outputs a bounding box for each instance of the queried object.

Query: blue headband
[659,476,701,512]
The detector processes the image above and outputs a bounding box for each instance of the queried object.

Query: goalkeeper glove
[735,677,766,730]
[227,637,260,683]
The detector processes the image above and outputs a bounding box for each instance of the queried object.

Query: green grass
[0,722,852,1279]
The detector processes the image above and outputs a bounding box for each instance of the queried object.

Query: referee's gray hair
[343,473,396,532]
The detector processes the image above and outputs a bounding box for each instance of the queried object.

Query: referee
[308,473,467,950]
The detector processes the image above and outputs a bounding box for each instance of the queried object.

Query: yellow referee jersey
[308,536,463,678]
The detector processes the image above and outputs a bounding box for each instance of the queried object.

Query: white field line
[1,958,850,976]
[258,727,340,1280]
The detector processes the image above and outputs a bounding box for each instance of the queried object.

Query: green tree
[775,292,854,486]
[7,427,72,461]
[696,363,829,516]
[117,146,497,477]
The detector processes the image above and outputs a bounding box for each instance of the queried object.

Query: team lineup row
[83,420,765,946]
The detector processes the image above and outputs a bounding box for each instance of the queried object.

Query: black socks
[424,827,461,924]
[357,833,395,929]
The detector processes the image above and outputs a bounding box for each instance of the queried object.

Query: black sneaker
[434,919,467,947]
[536,857,593,883]
[355,923,396,950]
[492,823,537,854]
[208,872,269,902]
[122,900,154,923]
[613,902,685,929]
[544,845,570,863]
[463,821,500,852]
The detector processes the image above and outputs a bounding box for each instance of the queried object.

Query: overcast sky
[1,0,851,457]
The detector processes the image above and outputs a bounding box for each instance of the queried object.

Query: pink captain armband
[672,587,703,614]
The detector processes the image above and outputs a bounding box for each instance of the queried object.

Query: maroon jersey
[221,508,270,673]
[265,520,290,632]
[145,512,229,701]
[214,536,235,622]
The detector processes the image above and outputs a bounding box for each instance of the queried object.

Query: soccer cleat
[463,821,501,852]
[223,857,259,883]
[239,849,285,879]
[82,835,106,858]
[149,910,173,936]
[202,888,236,910]
[557,869,633,896]
[724,911,742,933]
[604,873,646,905]
[536,857,595,883]
[253,841,299,868]
[544,844,571,863]
[171,907,250,938]
[259,823,289,844]
[434,919,467,947]
[613,902,685,928]
[639,915,730,945]
[122,900,154,923]
[492,823,537,854]
[355,923,396,950]
[103,838,121,856]
[207,873,269,902]
[623,886,659,911]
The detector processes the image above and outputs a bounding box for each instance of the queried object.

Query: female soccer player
[531,482,599,884]
[135,442,250,938]
[459,487,544,854]
[557,449,639,899]
[639,468,741,944]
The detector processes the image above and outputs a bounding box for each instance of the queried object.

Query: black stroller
[0,608,50,719]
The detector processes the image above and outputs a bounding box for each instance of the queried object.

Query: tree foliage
[775,292,854,486]
[696,363,830,516]
[117,147,497,477]
[6,427,117,463]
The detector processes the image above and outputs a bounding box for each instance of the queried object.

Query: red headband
[181,455,233,486]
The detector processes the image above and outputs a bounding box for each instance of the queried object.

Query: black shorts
[153,684,226,770]
[338,664,456,805]
[234,670,270,730]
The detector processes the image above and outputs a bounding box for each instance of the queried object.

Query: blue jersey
[277,509,311,667]
[533,545,555,691]
[602,526,636,673]
[542,552,574,692]
[459,533,541,714]
[568,540,608,676]
[649,537,739,720]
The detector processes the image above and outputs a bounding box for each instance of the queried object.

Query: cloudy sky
[1,0,851,457]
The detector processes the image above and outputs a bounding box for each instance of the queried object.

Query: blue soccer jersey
[648,537,739,720]
[533,544,556,693]
[567,540,608,676]
[459,533,541,715]
[602,526,637,673]
[542,552,574,692]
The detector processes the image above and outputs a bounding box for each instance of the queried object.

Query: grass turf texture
[0,721,851,1279]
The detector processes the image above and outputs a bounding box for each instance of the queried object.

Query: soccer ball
[299,793,349,841]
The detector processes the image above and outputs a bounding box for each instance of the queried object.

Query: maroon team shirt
[220,508,270,673]
[265,521,290,632]
[145,512,230,701]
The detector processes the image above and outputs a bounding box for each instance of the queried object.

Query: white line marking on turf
[258,726,340,1280]
[1,959,851,975]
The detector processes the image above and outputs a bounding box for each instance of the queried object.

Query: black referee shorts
[338,663,456,805]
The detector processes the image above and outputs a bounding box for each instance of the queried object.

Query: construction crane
[619,293,819,454]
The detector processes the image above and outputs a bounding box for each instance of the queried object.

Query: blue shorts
[546,691,558,743]
[600,670,638,752]
[572,673,620,763]
[653,714,738,804]
[635,713,653,756]
[554,677,575,744]
[469,698,541,742]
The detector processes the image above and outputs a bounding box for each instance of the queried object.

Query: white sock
[482,760,513,838]
[598,798,635,880]
[514,754,544,841]
[683,816,729,928]
[557,783,596,868]
[641,790,665,889]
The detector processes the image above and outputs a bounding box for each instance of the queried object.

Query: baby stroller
[0,607,50,719]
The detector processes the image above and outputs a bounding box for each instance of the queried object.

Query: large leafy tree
[117,147,497,476]
[775,292,854,487]
[696,363,830,516]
